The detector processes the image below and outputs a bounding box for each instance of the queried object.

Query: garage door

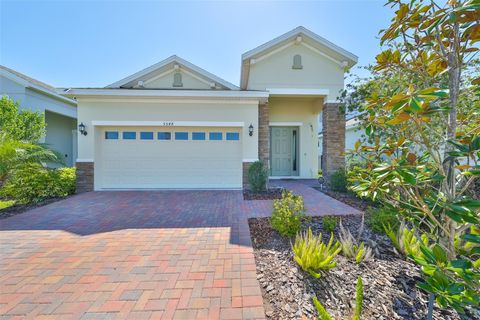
[96,126,242,189]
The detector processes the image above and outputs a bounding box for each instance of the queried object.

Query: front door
[271,127,298,176]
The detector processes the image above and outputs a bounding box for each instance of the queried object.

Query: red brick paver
[0,180,359,319]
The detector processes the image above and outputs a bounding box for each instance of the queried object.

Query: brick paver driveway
[0,181,359,319]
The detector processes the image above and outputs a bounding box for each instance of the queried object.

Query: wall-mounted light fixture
[248,124,254,136]
[78,122,87,136]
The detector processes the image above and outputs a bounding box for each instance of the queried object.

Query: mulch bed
[244,187,284,200]
[0,196,71,220]
[248,215,469,320]
[313,187,375,212]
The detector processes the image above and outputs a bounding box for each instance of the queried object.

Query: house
[0,65,77,166]
[318,117,362,168]
[61,26,357,191]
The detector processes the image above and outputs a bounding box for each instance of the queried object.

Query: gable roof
[106,55,238,90]
[240,26,358,89]
[0,65,76,105]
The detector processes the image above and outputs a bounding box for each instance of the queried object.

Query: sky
[0,0,393,89]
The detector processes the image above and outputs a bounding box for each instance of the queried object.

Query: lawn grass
[0,200,15,210]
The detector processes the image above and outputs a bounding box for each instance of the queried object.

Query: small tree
[248,161,268,192]
[0,96,45,142]
[347,0,480,315]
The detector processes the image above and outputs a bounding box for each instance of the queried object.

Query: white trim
[106,55,239,90]
[242,26,358,64]
[242,158,259,162]
[266,88,329,96]
[143,68,217,88]
[91,121,245,127]
[63,88,269,100]
[75,97,263,104]
[76,158,94,163]
[254,42,295,64]
[269,122,303,127]
[301,42,345,66]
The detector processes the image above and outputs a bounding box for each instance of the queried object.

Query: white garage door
[96,126,242,189]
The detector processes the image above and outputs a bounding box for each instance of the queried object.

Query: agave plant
[292,227,341,278]
[339,217,374,264]
[384,221,428,257]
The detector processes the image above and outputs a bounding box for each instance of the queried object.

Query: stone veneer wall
[76,162,94,193]
[258,103,270,165]
[321,103,345,180]
[242,162,252,189]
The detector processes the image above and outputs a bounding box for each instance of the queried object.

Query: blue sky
[1,0,392,88]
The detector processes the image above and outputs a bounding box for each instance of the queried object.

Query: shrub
[322,216,337,233]
[313,276,364,320]
[339,220,373,264]
[1,165,76,204]
[248,161,268,193]
[384,222,428,257]
[365,206,399,234]
[271,191,305,237]
[292,227,341,278]
[330,169,347,192]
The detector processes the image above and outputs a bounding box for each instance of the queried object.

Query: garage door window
[175,132,188,140]
[192,132,206,140]
[140,132,154,140]
[105,131,119,139]
[122,132,136,140]
[209,132,222,140]
[158,132,171,140]
[226,132,240,141]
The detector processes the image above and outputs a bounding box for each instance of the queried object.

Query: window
[175,132,188,140]
[192,132,206,140]
[158,132,171,140]
[226,132,240,141]
[209,132,222,140]
[122,131,136,140]
[173,72,183,87]
[105,131,119,139]
[140,132,154,140]
[292,54,303,69]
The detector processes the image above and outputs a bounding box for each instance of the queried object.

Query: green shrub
[366,206,399,234]
[271,191,305,237]
[339,221,373,264]
[1,165,76,204]
[313,276,364,320]
[322,216,337,233]
[248,161,268,193]
[330,169,347,192]
[292,227,341,278]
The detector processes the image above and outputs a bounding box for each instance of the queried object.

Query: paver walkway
[0,180,360,319]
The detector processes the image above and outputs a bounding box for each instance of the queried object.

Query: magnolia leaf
[387,112,411,125]
[456,165,472,170]
[407,153,417,164]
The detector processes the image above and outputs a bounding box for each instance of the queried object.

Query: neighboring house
[318,117,362,168]
[61,26,357,191]
[0,65,77,166]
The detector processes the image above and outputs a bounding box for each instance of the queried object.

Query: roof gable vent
[173,72,183,87]
[292,54,303,69]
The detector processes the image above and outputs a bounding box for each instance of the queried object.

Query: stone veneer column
[322,103,345,180]
[258,102,270,165]
[76,162,94,193]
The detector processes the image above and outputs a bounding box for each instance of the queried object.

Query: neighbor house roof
[0,65,77,105]
[240,26,358,89]
[106,55,239,90]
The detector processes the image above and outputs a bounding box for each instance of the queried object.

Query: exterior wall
[44,111,77,166]
[77,97,259,164]
[0,76,26,104]
[142,70,212,90]
[322,103,345,179]
[269,97,321,178]
[247,44,344,101]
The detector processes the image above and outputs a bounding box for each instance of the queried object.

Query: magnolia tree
[345,0,480,315]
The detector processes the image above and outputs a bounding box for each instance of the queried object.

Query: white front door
[96,126,242,189]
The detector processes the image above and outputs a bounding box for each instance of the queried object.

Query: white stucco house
[0,65,78,166]
[60,26,357,191]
